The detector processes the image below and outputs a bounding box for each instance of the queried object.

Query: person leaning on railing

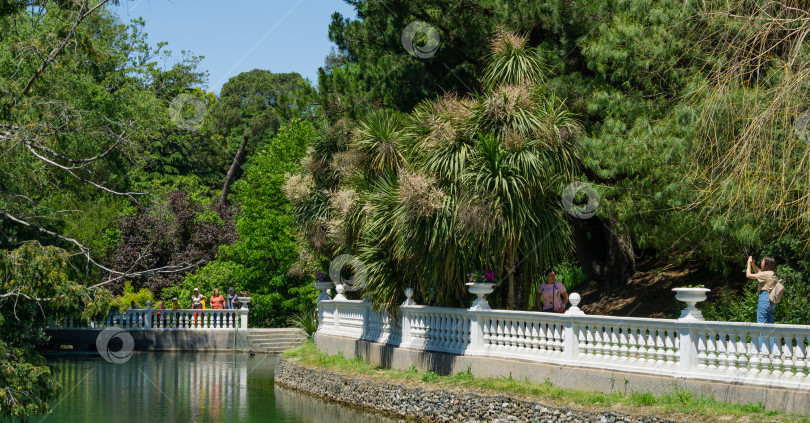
[537,268,569,313]
[226,287,237,309]
[210,288,225,327]
[128,301,140,326]
[746,255,777,324]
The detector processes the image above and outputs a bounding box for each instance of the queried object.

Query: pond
[41,352,407,423]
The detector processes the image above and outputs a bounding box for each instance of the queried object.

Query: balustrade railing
[49,303,250,331]
[315,291,810,391]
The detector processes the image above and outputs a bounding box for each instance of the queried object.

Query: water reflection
[42,352,407,423]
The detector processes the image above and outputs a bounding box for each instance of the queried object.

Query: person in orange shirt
[210,288,225,328]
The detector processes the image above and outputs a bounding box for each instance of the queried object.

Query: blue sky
[114,0,357,94]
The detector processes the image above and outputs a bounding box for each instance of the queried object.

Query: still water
[41,352,407,423]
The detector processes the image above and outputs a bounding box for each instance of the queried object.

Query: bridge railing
[315,289,810,391]
[48,300,250,330]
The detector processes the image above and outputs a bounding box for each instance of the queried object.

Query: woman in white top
[191,288,207,310]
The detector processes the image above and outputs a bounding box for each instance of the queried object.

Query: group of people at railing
[125,287,242,328]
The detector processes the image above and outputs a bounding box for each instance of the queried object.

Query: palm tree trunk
[219,131,250,206]
[506,244,515,310]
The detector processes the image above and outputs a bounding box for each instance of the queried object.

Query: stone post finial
[402,287,415,306]
[333,284,348,301]
[564,293,585,315]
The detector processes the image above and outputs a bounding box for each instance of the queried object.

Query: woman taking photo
[746,255,777,323]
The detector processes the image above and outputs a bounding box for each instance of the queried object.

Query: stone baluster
[618,327,629,361]
[696,329,708,370]
[528,321,539,351]
[551,323,562,355]
[706,330,717,371]
[607,326,618,361]
[795,334,807,383]
[747,329,761,380]
[593,325,605,360]
[781,335,793,381]
[636,327,650,365]
[759,330,773,379]
[627,325,639,363]
[772,335,783,380]
[654,328,666,366]
[716,331,728,373]
[725,329,739,376]
[644,328,657,365]
[665,329,676,367]
[735,329,748,377]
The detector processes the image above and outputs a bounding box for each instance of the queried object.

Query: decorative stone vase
[314,281,333,302]
[333,284,348,301]
[672,287,710,321]
[236,296,251,310]
[466,282,495,310]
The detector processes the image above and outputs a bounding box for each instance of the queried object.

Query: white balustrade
[49,308,249,331]
[316,295,810,391]
[401,306,470,354]
[479,310,565,360]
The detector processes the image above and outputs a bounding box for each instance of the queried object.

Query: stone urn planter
[466,282,495,310]
[672,287,710,321]
[314,281,333,302]
[235,296,251,310]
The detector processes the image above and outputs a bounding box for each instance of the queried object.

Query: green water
[41,352,406,423]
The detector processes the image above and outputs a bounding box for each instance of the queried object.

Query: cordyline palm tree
[285,30,581,312]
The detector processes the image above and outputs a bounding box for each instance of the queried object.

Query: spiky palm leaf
[482,30,550,89]
[353,110,407,175]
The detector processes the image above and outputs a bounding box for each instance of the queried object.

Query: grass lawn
[282,341,809,423]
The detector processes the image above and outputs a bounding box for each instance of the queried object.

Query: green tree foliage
[167,120,319,326]
[0,244,113,421]
[0,1,216,276]
[0,3,224,419]
[321,0,498,117]
[210,69,318,204]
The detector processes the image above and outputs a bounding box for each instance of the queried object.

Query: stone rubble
[274,358,679,423]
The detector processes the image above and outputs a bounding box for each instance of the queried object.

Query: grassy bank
[283,341,807,422]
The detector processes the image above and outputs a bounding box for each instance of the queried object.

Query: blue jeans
[757,290,775,323]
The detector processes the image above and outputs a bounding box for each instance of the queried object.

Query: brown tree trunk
[570,216,635,296]
[506,244,516,309]
[219,131,250,205]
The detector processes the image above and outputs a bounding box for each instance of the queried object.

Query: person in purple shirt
[537,268,569,313]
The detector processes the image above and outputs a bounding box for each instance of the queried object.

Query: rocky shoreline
[274,358,680,423]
